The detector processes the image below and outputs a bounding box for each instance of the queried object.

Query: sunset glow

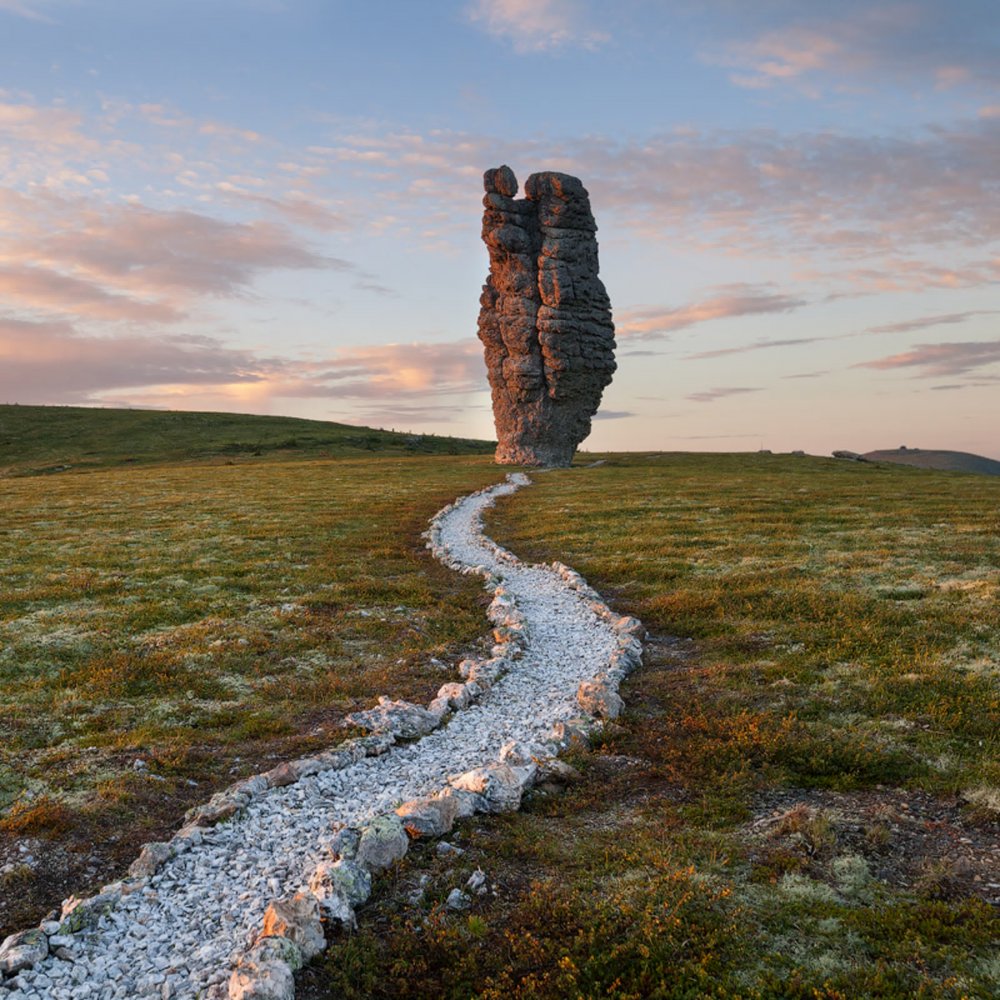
[1,0,997,456]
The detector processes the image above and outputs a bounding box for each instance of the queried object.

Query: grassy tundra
[1,413,997,997]
[0,408,498,932]
[302,453,1000,1000]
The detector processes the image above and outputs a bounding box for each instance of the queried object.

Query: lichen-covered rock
[577,680,624,720]
[446,888,471,911]
[345,698,440,739]
[308,858,371,927]
[259,894,325,962]
[128,840,174,878]
[450,761,536,813]
[262,761,299,788]
[248,935,304,972]
[396,793,460,838]
[58,889,120,934]
[312,857,371,908]
[550,718,594,749]
[436,681,473,711]
[228,954,294,1000]
[437,786,485,819]
[0,928,48,975]
[536,757,583,786]
[477,165,616,467]
[355,814,409,870]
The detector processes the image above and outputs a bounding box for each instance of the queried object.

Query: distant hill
[0,404,493,476]
[862,447,1000,477]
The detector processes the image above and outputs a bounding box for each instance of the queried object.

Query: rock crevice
[478,165,616,467]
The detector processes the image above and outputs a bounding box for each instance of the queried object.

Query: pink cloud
[704,3,998,94]
[686,336,826,361]
[865,310,998,335]
[616,285,806,340]
[856,340,1000,377]
[272,340,486,400]
[37,205,333,297]
[0,190,340,322]
[0,265,182,322]
[0,101,88,147]
[686,386,763,403]
[465,0,609,53]
[0,319,267,402]
[0,320,486,409]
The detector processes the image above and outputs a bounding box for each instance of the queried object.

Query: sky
[0,0,997,457]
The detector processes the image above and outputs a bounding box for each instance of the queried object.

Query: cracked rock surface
[478,165,617,467]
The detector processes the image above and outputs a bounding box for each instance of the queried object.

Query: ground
[2,438,998,997]
[0,453,500,933]
[303,453,1000,999]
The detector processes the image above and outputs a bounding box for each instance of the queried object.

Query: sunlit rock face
[477,165,616,467]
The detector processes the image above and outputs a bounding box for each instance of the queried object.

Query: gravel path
[3,475,632,1000]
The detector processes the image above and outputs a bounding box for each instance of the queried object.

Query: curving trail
[2,475,640,1000]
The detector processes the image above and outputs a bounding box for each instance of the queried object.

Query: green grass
[5,430,999,996]
[0,403,493,476]
[0,450,499,933]
[302,452,1000,1000]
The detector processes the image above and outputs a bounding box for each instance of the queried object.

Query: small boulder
[467,869,489,895]
[445,888,471,911]
[355,814,409,870]
[536,758,582,786]
[550,718,593,749]
[450,761,535,813]
[308,858,371,926]
[577,680,624,720]
[0,928,48,975]
[436,682,473,711]
[128,841,174,878]
[345,698,440,739]
[228,955,294,1000]
[396,794,460,838]
[263,762,298,788]
[259,894,325,962]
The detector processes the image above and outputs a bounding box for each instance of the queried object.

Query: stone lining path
[0,474,642,999]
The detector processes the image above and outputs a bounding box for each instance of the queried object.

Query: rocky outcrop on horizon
[477,165,616,467]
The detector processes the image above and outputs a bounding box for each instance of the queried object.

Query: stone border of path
[0,474,644,999]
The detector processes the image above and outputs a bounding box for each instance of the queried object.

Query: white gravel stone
[5,474,638,999]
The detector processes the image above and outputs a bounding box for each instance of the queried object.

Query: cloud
[704,1,1000,94]
[0,319,487,411]
[865,310,998,335]
[824,259,1000,297]
[686,386,763,403]
[0,1,53,22]
[929,377,1000,391]
[855,340,1000,377]
[321,113,1000,270]
[687,335,826,360]
[0,102,88,147]
[274,340,486,400]
[0,191,339,322]
[465,0,609,52]
[0,319,268,403]
[215,184,348,232]
[337,401,489,429]
[0,265,182,322]
[592,410,635,420]
[38,204,334,297]
[616,286,806,340]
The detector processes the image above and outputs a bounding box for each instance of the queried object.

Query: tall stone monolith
[477,165,616,467]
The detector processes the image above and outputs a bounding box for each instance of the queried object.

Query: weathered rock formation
[477,165,616,467]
